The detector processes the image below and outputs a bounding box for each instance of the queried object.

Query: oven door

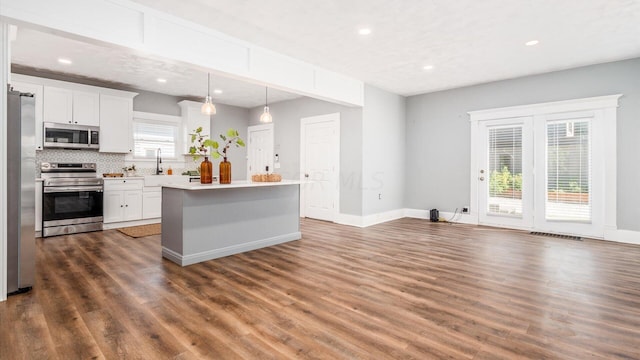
[42,186,103,226]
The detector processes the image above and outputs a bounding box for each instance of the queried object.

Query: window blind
[487,126,523,216]
[546,119,591,222]
[133,120,177,159]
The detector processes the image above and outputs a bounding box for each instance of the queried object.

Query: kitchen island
[161,180,301,266]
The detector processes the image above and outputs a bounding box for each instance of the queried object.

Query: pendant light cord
[208,73,211,96]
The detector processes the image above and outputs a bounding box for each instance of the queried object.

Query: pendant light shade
[260,87,272,123]
[201,73,217,115]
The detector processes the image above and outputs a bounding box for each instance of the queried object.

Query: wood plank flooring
[2,218,640,359]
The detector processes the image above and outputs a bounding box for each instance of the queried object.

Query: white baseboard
[103,218,160,230]
[604,228,640,245]
[335,209,640,247]
[335,213,365,227]
[337,209,405,228]
[362,209,406,227]
[404,208,477,225]
[162,232,302,266]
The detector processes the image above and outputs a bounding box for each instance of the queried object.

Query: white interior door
[247,124,274,179]
[300,113,340,221]
[477,117,534,230]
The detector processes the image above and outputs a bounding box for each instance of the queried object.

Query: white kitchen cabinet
[142,188,162,219]
[100,94,134,153]
[44,86,99,126]
[103,179,143,223]
[73,91,100,126]
[11,81,44,150]
[179,100,211,154]
[43,86,73,124]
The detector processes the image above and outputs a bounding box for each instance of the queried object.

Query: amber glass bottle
[219,157,231,184]
[200,157,213,184]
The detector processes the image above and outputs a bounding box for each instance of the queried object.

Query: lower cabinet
[142,188,162,219]
[103,179,143,223]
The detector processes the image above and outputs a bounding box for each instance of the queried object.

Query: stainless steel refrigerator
[7,86,35,295]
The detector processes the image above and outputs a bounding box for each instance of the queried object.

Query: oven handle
[44,186,104,193]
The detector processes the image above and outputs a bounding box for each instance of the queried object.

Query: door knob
[480,169,485,174]
[304,174,309,178]
[479,176,485,181]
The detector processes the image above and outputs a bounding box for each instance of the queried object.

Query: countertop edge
[163,180,302,190]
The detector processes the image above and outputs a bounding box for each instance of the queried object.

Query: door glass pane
[546,119,591,222]
[487,126,523,216]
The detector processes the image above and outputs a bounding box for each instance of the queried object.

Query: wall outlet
[462,207,469,213]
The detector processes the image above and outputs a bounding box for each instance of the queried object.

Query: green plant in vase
[189,127,216,184]
[211,128,245,184]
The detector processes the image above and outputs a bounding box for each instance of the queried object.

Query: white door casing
[300,113,340,221]
[469,95,621,239]
[247,124,274,179]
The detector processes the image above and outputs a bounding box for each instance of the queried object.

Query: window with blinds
[132,120,178,159]
[546,118,591,222]
[487,126,523,216]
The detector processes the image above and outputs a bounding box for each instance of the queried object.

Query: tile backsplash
[36,150,126,177]
[36,149,197,177]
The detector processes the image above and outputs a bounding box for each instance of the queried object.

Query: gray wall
[405,58,640,232]
[133,90,184,116]
[362,85,406,216]
[209,104,250,180]
[249,97,363,216]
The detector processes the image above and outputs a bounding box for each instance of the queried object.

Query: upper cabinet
[43,87,100,126]
[72,90,100,126]
[12,74,138,153]
[179,100,211,154]
[10,80,44,151]
[100,94,135,153]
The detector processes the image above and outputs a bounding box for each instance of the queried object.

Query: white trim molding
[0,0,363,106]
[468,94,622,239]
[468,95,623,121]
[0,21,10,302]
[604,228,640,246]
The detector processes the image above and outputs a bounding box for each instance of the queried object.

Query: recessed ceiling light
[423,65,434,71]
[213,89,223,94]
[57,58,72,65]
[358,28,372,35]
[156,78,167,83]
[525,40,539,46]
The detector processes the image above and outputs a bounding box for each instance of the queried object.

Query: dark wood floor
[2,218,640,359]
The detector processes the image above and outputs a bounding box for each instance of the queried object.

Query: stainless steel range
[41,162,104,237]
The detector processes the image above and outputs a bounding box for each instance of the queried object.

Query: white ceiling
[10,28,301,108]
[10,0,640,105]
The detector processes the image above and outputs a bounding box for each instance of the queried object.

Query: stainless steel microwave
[43,122,100,150]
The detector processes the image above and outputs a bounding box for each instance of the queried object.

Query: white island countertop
[162,179,301,191]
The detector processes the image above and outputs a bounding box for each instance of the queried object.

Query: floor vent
[530,232,582,241]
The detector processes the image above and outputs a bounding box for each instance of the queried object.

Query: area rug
[117,224,161,238]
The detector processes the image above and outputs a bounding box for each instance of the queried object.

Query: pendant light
[260,87,272,123]
[201,73,216,115]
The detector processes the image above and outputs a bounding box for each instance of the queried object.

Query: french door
[475,108,606,238]
[532,111,603,238]
[478,117,533,229]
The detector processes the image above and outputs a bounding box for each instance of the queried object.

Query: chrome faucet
[156,148,163,175]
